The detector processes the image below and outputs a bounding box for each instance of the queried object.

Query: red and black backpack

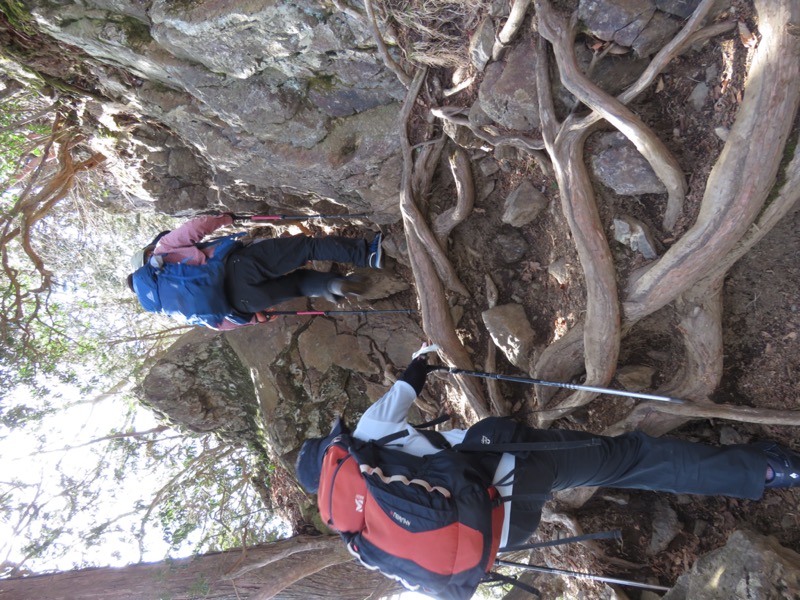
[317,432,504,600]
[316,417,612,599]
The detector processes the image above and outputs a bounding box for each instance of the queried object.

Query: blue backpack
[130,233,250,328]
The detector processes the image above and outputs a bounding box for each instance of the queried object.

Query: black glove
[400,356,430,396]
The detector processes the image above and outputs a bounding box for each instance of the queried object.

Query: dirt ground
[379,2,800,595]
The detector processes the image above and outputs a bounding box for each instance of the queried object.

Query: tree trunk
[0,536,399,600]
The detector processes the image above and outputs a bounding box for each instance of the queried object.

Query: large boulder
[23,0,407,220]
[664,529,800,599]
[141,329,264,452]
[140,291,425,472]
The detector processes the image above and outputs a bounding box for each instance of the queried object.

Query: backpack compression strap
[453,438,602,453]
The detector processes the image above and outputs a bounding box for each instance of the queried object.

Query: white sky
[0,382,173,571]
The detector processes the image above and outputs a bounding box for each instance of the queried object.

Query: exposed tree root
[531,323,588,411]
[606,148,800,436]
[399,104,470,297]
[404,0,800,467]
[536,1,687,232]
[484,274,509,416]
[532,0,800,433]
[605,395,800,440]
[251,545,355,599]
[224,535,344,578]
[623,0,800,323]
[411,135,447,214]
[400,69,489,418]
[540,506,643,570]
[362,0,411,87]
[613,277,726,436]
[430,105,554,177]
[431,105,546,153]
[492,0,532,62]
[533,31,621,426]
[433,147,475,244]
[530,0,735,419]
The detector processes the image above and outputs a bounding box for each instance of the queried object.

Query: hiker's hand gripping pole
[428,367,686,404]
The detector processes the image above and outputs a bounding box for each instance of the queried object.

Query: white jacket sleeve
[354,380,417,434]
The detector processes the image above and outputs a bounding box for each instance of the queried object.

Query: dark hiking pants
[504,428,767,546]
[224,234,368,312]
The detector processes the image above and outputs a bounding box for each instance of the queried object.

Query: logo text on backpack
[355,494,365,513]
[390,511,411,527]
[481,435,491,444]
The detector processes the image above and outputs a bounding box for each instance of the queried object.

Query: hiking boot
[327,275,370,300]
[754,441,800,488]
[367,232,383,269]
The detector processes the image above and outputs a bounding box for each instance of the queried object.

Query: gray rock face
[688,81,710,111]
[470,18,495,71]
[647,498,682,555]
[25,0,406,220]
[591,132,667,196]
[139,290,425,472]
[495,228,530,264]
[664,530,800,599]
[615,364,656,391]
[613,215,659,259]
[141,329,263,449]
[482,304,536,370]
[656,0,702,19]
[632,10,681,57]
[478,38,540,131]
[578,0,657,47]
[502,179,550,227]
[578,0,706,59]
[555,43,650,114]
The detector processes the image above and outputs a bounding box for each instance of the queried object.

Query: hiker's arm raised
[399,356,429,396]
[355,379,419,429]
[154,214,235,261]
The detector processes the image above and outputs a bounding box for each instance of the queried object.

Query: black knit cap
[295,417,346,493]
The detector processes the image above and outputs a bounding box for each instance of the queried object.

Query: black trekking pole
[428,366,685,404]
[265,309,416,317]
[495,560,671,593]
[233,213,370,222]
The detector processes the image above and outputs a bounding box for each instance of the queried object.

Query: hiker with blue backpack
[295,350,800,599]
[127,213,383,330]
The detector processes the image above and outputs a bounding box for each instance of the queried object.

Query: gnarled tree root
[492,0,532,62]
[539,506,643,570]
[533,29,621,427]
[399,69,489,418]
[535,0,687,232]
[532,0,800,432]
[433,147,475,245]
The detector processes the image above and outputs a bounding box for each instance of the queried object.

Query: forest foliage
[0,72,284,576]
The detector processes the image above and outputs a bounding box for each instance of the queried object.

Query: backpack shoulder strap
[371,419,452,450]
[411,414,452,449]
[412,414,451,429]
[372,430,409,446]
[196,231,247,253]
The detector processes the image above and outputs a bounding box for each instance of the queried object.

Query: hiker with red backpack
[127,213,383,330]
[295,350,800,599]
